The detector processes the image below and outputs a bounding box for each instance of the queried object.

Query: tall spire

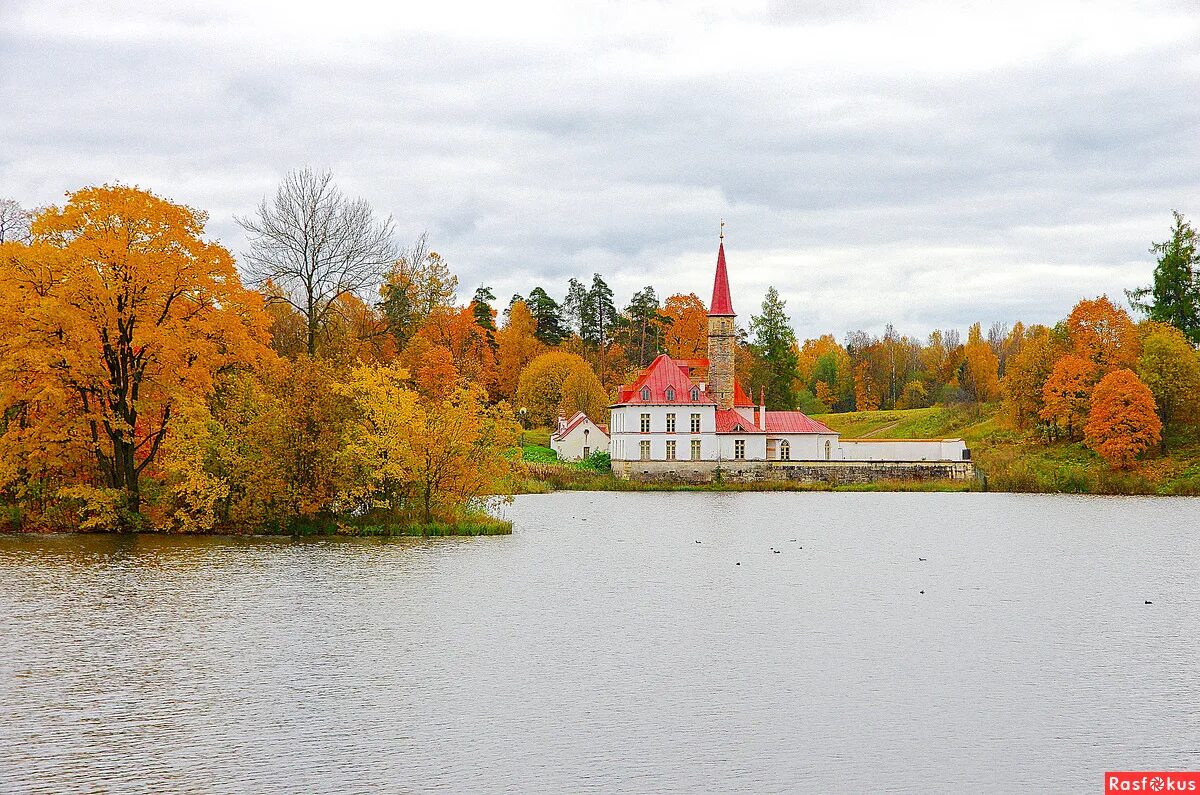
[710,222,735,316]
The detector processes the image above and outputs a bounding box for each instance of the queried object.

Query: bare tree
[0,199,32,244]
[237,168,398,356]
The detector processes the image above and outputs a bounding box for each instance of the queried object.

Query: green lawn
[521,444,559,463]
[521,427,551,447]
[812,405,994,440]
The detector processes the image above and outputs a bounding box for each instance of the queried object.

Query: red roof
[715,408,765,434]
[764,411,835,434]
[615,354,714,405]
[553,411,608,440]
[732,379,755,407]
[710,241,735,316]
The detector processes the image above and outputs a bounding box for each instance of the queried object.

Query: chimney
[759,387,767,430]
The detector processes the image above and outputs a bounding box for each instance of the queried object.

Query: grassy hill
[813,405,1200,496]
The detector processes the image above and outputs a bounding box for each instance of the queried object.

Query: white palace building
[607,233,971,483]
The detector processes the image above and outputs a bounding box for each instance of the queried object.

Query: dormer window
[690,387,700,401]
[665,386,676,402]
[640,387,651,401]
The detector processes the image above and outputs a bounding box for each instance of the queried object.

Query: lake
[1,492,1198,793]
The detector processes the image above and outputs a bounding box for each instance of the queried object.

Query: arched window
[665,386,675,401]
[690,387,700,401]
[779,440,790,461]
[825,440,832,460]
[640,387,651,401]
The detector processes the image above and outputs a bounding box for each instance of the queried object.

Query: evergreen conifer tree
[750,287,800,410]
[1128,211,1200,344]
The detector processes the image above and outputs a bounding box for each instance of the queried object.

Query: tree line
[1,172,1197,532]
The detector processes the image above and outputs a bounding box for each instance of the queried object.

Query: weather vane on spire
[720,219,725,241]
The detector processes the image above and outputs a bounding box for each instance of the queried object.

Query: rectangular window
[583,446,590,458]
[690,413,701,433]
[640,440,651,460]
[665,440,676,460]
[666,413,676,433]
[690,439,701,460]
[640,413,651,433]
[734,439,746,460]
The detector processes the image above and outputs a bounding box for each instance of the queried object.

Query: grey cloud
[1,1,1198,341]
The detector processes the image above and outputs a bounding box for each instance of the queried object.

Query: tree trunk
[307,293,318,357]
[123,440,139,515]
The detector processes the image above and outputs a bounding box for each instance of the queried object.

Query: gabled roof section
[765,411,836,434]
[710,241,735,316]
[732,378,755,407]
[553,411,608,440]
[615,354,716,405]
[715,408,765,434]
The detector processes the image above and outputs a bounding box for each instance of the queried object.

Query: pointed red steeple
[710,225,735,316]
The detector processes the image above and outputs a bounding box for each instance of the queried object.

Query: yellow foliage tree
[923,330,965,392]
[159,396,230,533]
[1084,369,1161,469]
[272,357,358,521]
[853,358,882,412]
[0,185,271,520]
[962,322,1001,403]
[515,351,608,426]
[560,366,610,424]
[814,381,835,407]
[342,365,519,525]
[1137,322,1200,441]
[798,335,853,410]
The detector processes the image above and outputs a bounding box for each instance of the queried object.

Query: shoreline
[0,516,514,538]
[515,467,1200,497]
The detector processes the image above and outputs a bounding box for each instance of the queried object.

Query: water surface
[2,492,1198,792]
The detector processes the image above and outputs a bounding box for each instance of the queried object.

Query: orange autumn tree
[1002,325,1064,429]
[661,293,708,360]
[495,300,547,400]
[0,185,271,520]
[412,305,497,394]
[414,344,460,401]
[1067,296,1139,372]
[1084,369,1161,469]
[1039,355,1094,439]
[319,292,395,364]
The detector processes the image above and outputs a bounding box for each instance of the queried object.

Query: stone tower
[707,227,737,410]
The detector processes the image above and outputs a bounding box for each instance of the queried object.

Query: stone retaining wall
[613,459,976,484]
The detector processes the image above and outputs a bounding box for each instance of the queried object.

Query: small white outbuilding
[550,412,610,461]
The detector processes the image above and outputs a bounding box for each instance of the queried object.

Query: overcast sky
[2,0,1198,339]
